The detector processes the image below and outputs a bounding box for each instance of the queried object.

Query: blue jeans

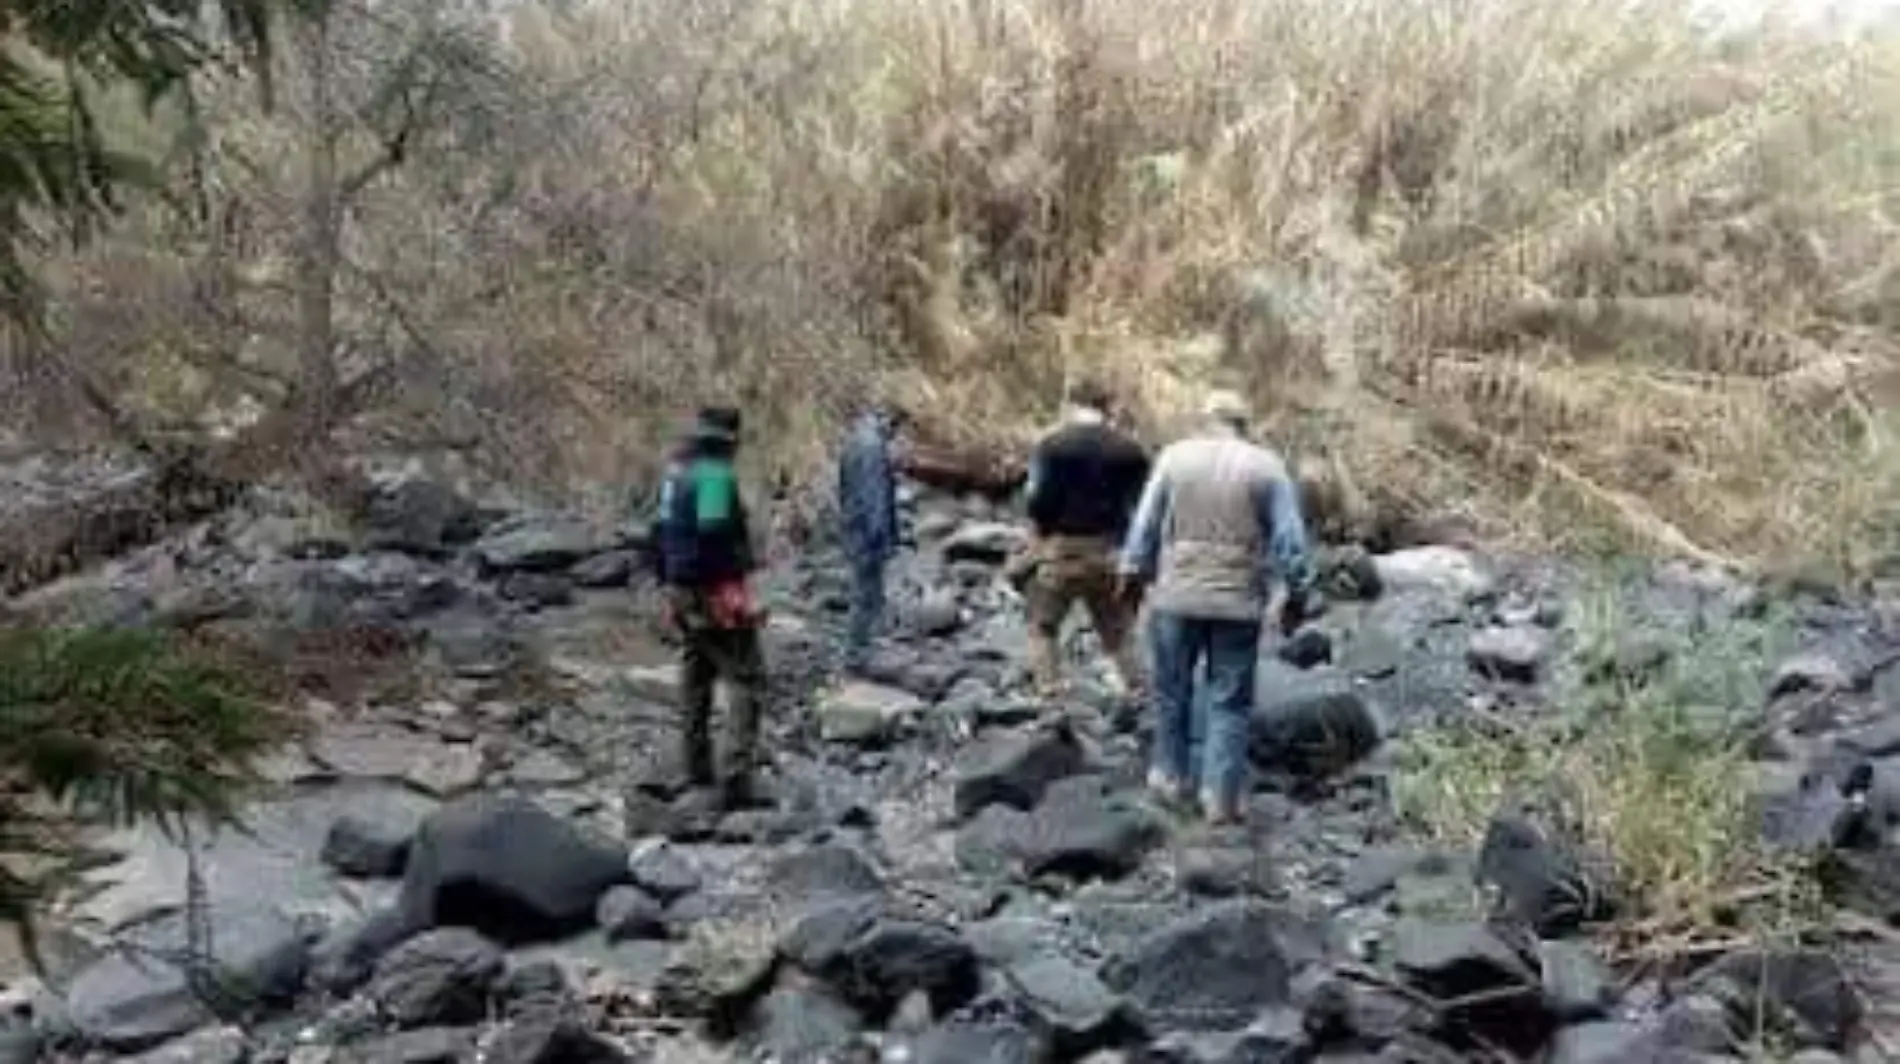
[1148,611,1261,808]
[845,554,887,667]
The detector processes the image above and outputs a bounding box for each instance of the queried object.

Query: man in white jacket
[1117,389,1320,824]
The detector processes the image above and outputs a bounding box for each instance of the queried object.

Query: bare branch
[337,109,415,203]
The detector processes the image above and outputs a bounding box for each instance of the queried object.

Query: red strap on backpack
[707,579,760,628]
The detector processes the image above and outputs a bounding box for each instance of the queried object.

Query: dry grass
[14,0,1900,569]
[1391,571,1826,955]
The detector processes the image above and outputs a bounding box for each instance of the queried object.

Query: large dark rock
[779,902,980,1025]
[399,794,629,945]
[1476,811,1615,937]
[369,928,506,1028]
[1249,685,1383,788]
[1016,776,1166,882]
[1687,949,1860,1052]
[1389,918,1553,1053]
[1102,900,1318,1034]
[952,722,1090,820]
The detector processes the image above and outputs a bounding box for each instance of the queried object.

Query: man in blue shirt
[836,401,910,674]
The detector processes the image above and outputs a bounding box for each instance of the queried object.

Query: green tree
[0,0,276,323]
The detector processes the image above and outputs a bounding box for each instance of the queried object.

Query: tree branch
[337,118,413,204]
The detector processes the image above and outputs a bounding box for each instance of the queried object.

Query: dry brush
[7,0,1898,574]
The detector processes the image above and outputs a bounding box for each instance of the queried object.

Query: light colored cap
[1202,388,1251,424]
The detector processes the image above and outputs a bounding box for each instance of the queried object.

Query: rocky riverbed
[1,463,1898,1063]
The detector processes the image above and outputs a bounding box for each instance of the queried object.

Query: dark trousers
[680,625,766,794]
[845,554,886,669]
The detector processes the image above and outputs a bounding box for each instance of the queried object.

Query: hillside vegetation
[7,0,1899,572]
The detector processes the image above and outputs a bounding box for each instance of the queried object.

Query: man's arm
[656,469,697,585]
[1120,442,1153,530]
[1118,453,1171,579]
[732,487,760,574]
[1255,472,1315,597]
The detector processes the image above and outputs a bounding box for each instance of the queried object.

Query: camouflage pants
[679,623,766,796]
[1023,534,1141,694]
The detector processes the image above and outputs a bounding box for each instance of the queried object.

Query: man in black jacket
[1021,380,1151,696]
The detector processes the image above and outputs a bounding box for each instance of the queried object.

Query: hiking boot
[1199,790,1243,827]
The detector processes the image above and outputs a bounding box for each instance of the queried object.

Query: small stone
[322,811,422,878]
[1540,940,1615,1022]
[1771,653,1855,699]
[1467,625,1552,683]
[817,682,925,746]
[941,523,1028,564]
[1372,546,1494,599]
[596,886,668,943]
[627,842,701,904]
[506,750,588,788]
[405,745,485,797]
[909,589,963,637]
[125,1025,246,1064]
[1277,627,1333,669]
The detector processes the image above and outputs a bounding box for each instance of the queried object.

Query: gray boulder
[1102,900,1318,1034]
[369,927,505,1028]
[399,794,629,944]
[952,722,1090,820]
[65,907,311,1052]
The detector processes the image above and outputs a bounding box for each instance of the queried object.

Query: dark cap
[1067,377,1113,413]
[694,405,742,442]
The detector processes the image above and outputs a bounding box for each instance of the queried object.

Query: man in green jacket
[654,406,768,808]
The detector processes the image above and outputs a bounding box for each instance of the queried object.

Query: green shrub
[1391,573,1825,954]
[0,623,295,966]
